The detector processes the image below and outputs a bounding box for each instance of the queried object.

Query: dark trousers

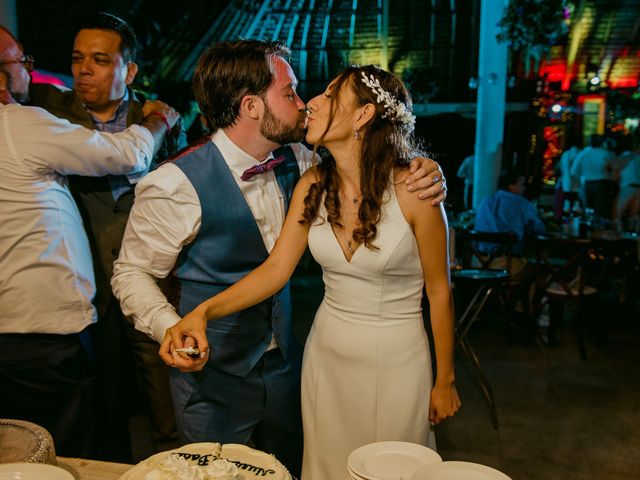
[123,314,178,452]
[90,295,178,462]
[89,297,133,462]
[0,331,94,457]
[170,348,303,477]
[554,189,579,219]
[585,180,615,221]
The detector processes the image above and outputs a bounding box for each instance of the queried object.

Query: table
[56,457,132,480]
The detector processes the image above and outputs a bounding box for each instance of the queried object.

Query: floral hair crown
[360,71,416,128]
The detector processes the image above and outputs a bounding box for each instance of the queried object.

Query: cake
[119,442,292,480]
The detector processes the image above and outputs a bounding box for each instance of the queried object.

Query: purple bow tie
[241,155,285,181]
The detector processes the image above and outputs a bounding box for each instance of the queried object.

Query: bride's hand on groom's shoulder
[159,309,210,372]
[428,383,461,425]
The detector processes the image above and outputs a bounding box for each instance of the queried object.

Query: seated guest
[474,169,546,279]
[0,25,178,457]
[473,169,546,340]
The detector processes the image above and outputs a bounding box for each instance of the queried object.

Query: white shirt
[559,146,581,192]
[619,151,640,188]
[112,129,316,343]
[456,155,474,185]
[571,146,614,183]
[0,104,154,334]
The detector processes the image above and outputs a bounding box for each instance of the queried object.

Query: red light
[30,70,66,87]
[539,61,566,83]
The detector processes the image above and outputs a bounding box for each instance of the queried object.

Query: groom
[112,39,446,476]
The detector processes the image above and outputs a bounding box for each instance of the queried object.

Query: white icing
[144,454,237,480]
[125,442,291,480]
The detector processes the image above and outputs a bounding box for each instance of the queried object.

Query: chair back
[457,230,518,275]
[533,235,596,301]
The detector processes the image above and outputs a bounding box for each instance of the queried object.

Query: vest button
[113,206,121,214]
[111,248,119,257]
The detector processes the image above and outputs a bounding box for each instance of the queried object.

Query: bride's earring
[354,127,360,140]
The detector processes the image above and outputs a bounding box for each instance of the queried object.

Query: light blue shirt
[474,190,546,254]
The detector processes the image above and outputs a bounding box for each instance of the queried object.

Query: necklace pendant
[347,240,354,253]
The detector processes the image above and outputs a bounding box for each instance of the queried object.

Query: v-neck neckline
[329,224,362,264]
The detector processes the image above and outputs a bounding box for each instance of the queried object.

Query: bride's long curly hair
[301,64,424,249]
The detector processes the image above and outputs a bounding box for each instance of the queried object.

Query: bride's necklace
[340,191,362,254]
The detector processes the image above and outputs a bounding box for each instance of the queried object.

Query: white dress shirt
[571,146,614,183]
[0,104,154,334]
[456,155,474,185]
[619,151,640,188]
[559,146,581,192]
[112,129,316,342]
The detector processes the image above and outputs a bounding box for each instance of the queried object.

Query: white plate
[347,466,373,480]
[0,463,74,480]
[348,441,442,480]
[409,461,511,480]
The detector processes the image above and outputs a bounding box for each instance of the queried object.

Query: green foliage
[497,0,573,67]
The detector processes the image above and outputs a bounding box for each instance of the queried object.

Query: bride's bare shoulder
[394,163,444,225]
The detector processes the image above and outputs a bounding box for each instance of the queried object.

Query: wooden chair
[456,230,531,339]
[532,235,598,360]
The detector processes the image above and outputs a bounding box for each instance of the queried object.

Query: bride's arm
[159,169,317,370]
[396,168,461,424]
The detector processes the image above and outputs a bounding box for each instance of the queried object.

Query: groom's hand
[159,308,210,372]
[405,157,447,205]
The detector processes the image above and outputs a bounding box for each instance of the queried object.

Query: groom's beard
[260,101,306,145]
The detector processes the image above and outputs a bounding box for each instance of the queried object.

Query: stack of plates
[409,461,511,480]
[347,441,442,480]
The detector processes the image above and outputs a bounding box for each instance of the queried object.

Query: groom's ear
[239,94,263,121]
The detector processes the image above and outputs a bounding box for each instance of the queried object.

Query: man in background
[475,169,546,276]
[457,152,475,210]
[30,13,186,461]
[571,135,615,222]
[0,25,178,457]
[617,146,640,231]
[555,141,581,218]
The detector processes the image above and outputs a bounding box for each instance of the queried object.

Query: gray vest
[171,140,300,377]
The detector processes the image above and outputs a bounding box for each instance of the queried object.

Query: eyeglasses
[0,55,35,72]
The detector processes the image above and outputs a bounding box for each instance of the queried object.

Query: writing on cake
[174,452,277,476]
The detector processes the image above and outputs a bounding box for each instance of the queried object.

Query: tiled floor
[130,276,640,479]
[435,308,640,479]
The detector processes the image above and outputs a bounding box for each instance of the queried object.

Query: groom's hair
[192,39,290,132]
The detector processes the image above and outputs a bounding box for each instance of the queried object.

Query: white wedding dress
[301,186,434,480]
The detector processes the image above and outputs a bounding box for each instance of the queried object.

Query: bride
[161,64,460,479]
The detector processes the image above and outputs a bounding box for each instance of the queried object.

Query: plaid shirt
[87,90,132,201]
